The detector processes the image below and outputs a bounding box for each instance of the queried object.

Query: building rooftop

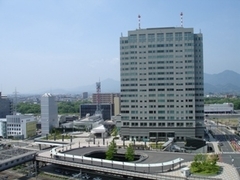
[42,93,53,97]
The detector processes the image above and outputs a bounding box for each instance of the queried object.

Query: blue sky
[0,0,239,94]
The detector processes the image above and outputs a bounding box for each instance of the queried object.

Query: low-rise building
[204,103,234,114]
[6,114,37,139]
[80,103,113,120]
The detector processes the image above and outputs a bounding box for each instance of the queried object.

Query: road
[206,120,240,174]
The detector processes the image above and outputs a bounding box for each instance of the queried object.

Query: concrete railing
[50,146,184,171]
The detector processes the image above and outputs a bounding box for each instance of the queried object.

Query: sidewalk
[164,161,239,180]
[207,132,222,154]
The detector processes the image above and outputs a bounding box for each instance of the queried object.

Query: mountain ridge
[23,70,240,95]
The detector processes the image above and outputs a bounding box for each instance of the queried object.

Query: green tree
[106,140,117,160]
[58,100,92,114]
[111,126,118,137]
[190,154,220,175]
[17,102,40,115]
[125,143,135,161]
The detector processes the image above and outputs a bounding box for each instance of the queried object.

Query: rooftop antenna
[180,12,183,27]
[96,80,101,115]
[138,15,141,29]
[13,88,18,115]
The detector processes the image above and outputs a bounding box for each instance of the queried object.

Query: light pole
[72,121,74,134]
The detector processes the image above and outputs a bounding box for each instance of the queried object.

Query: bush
[190,154,220,175]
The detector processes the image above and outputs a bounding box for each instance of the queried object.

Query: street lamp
[72,121,74,134]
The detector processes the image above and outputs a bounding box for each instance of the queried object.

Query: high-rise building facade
[82,92,88,99]
[92,93,120,104]
[120,27,204,141]
[0,92,12,118]
[41,93,58,136]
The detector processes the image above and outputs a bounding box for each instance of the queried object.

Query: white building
[41,93,59,136]
[0,118,7,138]
[204,103,234,114]
[6,114,37,139]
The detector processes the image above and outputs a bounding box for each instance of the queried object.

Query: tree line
[17,100,91,115]
[16,97,240,115]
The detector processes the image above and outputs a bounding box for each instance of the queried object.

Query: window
[177,123,184,127]
[148,34,155,42]
[186,123,193,127]
[166,33,173,41]
[184,32,193,41]
[158,122,165,126]
[139,34,146,43]
[131,123,138,126]
[175,32,182,41]
[149,123,156,126]
[140,123,148,126]
[157,33,164,41]
[167,122,174,127]
[129,34,137,43]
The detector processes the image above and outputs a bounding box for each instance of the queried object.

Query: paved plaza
[36,132,240,180]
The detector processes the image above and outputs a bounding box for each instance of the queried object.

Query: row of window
[8,132,21,134]
[122,104,195,108]
[121,54,202,60]
[122,49,195,54]
[122,110,194,113]
[7,128,21,130]
[126,32,195,43]
[121,98,199,102]
[121,43,199,50]
[121,66,199,71]
[121,92,189,96]
[122,116,196,120]
[122,136,187,142]
[123,122,194,127]
[7,124,21,127]
[121,83,199,88]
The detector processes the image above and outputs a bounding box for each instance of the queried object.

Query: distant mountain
[204,70,240,94]
[26,71,240,95]
[69,78,120,94]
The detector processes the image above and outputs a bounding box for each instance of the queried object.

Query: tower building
[120,27,204,141]
[0,92,12,118]
[41,93,58,136]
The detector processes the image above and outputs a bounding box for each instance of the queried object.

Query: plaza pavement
[36,132,240,180]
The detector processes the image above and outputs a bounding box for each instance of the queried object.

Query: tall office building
[82,92,88,99]
[0,92,12,118]
[41,93,58,136]
[120,27,204,141]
